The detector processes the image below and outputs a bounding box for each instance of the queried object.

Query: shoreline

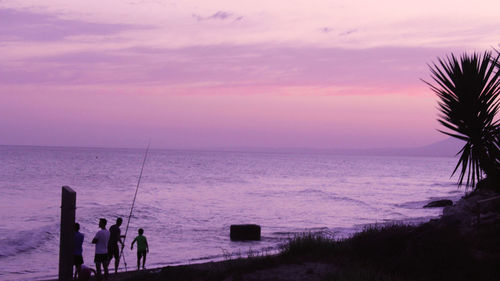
[37,216,448,281]
[39,191,500,281]
[1,148,460,281]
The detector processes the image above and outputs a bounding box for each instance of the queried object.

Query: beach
[0,146,462,280]
[44,188,500,281]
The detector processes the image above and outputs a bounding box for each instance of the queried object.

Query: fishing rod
[119,141,151,272]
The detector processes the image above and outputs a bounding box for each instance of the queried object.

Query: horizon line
[0,138,456,154]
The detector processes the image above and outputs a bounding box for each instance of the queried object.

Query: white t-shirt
[93,229,110,254]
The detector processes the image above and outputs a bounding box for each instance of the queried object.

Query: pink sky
[1,1,499,149]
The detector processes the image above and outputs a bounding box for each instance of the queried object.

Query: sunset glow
[1,0,499,148]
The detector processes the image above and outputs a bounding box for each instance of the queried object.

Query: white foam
[0,225,55,258]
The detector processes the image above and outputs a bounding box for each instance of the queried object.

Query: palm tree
[424,51,500,190]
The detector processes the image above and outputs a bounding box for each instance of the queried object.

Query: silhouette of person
[131,228,149,270]
[73,223,84,279]
[92,218,110,281]
[77,264,97,281]
[108,217,125,274]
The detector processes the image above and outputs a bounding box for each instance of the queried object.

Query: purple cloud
[1,44,454,91]
[210,11,232,20]
[192,11,243,22]
[0,8,148,42]
[320,27,334,33]
[339,29,357,36]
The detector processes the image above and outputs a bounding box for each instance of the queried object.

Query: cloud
[209,11,232,20]
[192,11,243,22]
[320,27,334,33]
[1,43,451,94]
[320,27,357,37]
[339,29,357,36]
[0,8,147,42]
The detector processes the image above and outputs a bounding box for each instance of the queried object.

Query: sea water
[0,145,462,280]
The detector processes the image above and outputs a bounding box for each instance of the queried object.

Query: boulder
[440,189,500,234]
[424,199,453,208]
[230,224,261,241]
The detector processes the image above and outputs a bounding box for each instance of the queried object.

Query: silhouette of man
[108,217,125,274]
[73,223,84,280]
[92,218,110,281]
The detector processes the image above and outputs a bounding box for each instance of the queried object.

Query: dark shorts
[108,243,119,260]
[73,254,84,266]
[94,253,108,264]
[137,250,147,259]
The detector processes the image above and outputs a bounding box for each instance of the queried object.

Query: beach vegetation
[277,221,500,281]
[119,218,500,281]
[279,232,339,260]
[424,51,500,190]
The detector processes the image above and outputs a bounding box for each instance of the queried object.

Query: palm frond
[424,51,500,189]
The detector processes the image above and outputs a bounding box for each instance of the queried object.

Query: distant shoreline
[0,138,460,157]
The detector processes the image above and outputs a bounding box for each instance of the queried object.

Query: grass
[121,219,500,281]
[279,232,340,259]
[278,221,500,281]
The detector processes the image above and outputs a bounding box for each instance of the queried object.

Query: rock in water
[424,199,453,208]
[230,224,261,241]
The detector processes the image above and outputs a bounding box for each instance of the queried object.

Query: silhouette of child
[131,228,149,270]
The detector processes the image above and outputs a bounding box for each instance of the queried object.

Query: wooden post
[59,186,76,281]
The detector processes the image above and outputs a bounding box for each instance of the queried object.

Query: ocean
[0,145,462,280]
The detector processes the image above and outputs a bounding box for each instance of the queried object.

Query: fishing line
[119,141,151,272]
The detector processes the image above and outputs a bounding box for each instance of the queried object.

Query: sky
[1,0,499,149]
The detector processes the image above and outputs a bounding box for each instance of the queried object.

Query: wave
[431,182,456,187]
[396,200,432,209]
[297,188,329,195]
[196,245,280,262]
[0,225,56,258]
[296,189,373,208]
